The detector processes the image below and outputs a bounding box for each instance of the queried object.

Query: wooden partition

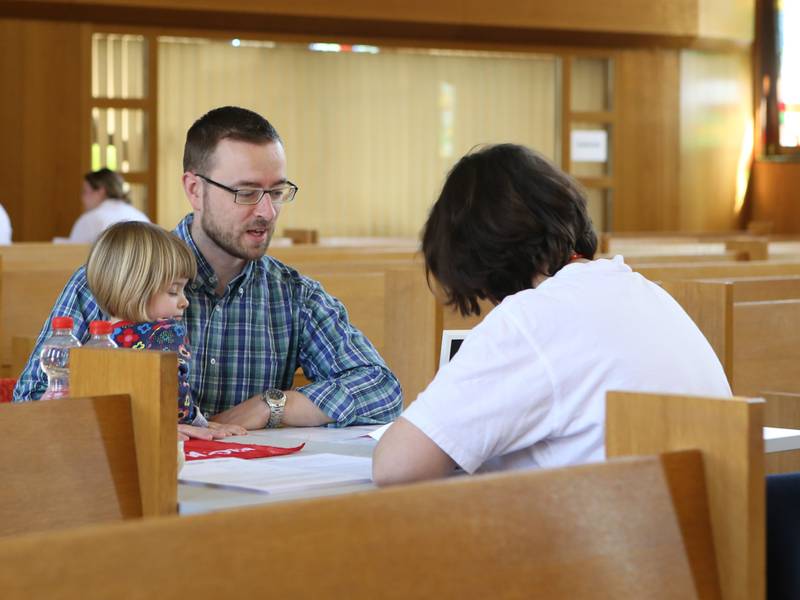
[761,392,800,475]
[634,259,800,281]
[0,452,717,599]
[0,395,141,537]
[606,391,764,600]
[663,278,800,397]
[0,244,89,376]
[70,348,178,517]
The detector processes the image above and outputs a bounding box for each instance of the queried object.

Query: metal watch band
[263,388,286,428]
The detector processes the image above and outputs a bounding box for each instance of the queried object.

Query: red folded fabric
[184,439,305,461]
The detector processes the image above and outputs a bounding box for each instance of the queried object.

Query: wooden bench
[606,391,764,600]
[0,244,89,377]
[662,278,800,397]
[70,347,179,518]
[0,451,719,599]
[0,394,141,538]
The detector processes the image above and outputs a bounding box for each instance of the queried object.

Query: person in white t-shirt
[372,143,731,485]
[0,203,12,244]
[66,168,150,243]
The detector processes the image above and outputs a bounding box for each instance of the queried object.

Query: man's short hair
[183,106,282,174]
[87,221,197,322]
[421,143,598,317]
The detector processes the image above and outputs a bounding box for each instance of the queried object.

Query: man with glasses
[14,106,402,433]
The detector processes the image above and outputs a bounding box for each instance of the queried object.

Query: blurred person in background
[64,168,150,243]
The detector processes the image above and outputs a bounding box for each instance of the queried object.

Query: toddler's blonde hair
[87,221,197,321]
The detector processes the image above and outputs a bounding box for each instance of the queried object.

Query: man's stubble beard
[200,188,274,262]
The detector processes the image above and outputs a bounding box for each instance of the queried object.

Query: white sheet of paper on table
[368,423,391,441]
[179,453,372,495]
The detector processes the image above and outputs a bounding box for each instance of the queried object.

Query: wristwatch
[262,388,287,428]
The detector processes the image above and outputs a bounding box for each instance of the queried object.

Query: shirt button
[210,358,217,365]
[215,305,222,312]
[238,288,244,295]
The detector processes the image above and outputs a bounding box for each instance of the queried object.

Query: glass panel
[777,0,800,147]
[583,187,610,233]
[570,57,612,112]
[570,122,611,176]
[92,33,146,99]
[126,183,148,213]
[91,108,147,172]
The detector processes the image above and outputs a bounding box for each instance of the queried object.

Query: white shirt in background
[0,204,12,244]
[401,256,732,475]
[66,199,150,244]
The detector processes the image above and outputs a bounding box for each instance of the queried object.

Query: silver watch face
[266,389,286,403]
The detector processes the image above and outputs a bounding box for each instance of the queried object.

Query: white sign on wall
[570,130,608,162]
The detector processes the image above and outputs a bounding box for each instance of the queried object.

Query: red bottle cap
[89,320,113,336]
[51,316,74,330]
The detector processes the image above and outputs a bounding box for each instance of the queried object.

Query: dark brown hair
[422,143,597,316]
[84,168,129,203]
[183,106,282,174]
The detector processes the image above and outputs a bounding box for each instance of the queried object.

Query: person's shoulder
[259,255,322,293]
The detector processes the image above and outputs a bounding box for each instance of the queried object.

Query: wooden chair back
[732,299,800,396]
[70,348,178,517]
[606,391,765,600]
[0,260,81,377]
[634,259,800,281]
[282,228,319,244]
[0,395,141,537]
[0,452,715,600]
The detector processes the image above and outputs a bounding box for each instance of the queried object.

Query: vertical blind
[157,38,559,236]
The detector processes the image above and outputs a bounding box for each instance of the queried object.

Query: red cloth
[0,378,16,403]
[184,439,305,461]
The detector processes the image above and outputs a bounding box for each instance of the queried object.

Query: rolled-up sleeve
[295,281,402,426]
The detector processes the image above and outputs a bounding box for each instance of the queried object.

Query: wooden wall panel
[698,0,754,43]
[614,49,681,231]
[678,49,752,232]
[750,159,800,234]
[4,0,701,39]
[0,18,89,241]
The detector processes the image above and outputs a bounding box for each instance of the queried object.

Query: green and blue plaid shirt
[14,215,402,425]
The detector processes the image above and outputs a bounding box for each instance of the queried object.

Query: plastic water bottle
[84,320,118,348]
[39,316,82,400]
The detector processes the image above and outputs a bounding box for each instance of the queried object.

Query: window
[776,0,800,148]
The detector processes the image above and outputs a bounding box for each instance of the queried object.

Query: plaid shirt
[14,215,402,426]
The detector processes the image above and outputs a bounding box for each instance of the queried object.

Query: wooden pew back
[663,279,800,396]
[606,391,764,600]
[70,348,178,517]
[0,394,141,537]
[732,299,800,396]
[0,244,89,377]
[0,452,713,600]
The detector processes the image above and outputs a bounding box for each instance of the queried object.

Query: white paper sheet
[368,423,391,441]
[179,453,372,495]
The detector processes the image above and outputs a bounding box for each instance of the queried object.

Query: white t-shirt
[0,203,11,244]
[67,199,150,244]
[402,256,731,474]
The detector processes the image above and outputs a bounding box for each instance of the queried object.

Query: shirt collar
[174,213,259,295]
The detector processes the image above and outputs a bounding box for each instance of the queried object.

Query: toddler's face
[147,278,189,321]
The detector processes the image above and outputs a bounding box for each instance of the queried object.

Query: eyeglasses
[196,174,298,206]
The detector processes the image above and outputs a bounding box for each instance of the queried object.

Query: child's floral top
[111,319,203,425]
